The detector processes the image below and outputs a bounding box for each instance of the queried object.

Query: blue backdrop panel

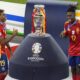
[24,2,70,55]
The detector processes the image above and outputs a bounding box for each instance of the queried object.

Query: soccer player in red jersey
[0,9,18,80]
[60,5,80,80]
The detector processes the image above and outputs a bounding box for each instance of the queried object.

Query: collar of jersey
[68,20,77,29]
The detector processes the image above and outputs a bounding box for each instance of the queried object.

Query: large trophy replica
[9,5,69,80]
[31,5,46,34]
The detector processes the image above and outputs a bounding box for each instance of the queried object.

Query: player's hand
[60,31,65,38]
[12,29,18,36]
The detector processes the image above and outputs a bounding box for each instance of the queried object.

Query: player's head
[66,5,76,21]
[0,9,6,22]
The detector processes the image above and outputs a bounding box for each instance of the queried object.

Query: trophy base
[9,33,69,80]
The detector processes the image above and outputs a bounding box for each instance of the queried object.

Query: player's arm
[6,29,18,43]
[1,29,18,45]
[60,31,66,38]
[0,37,4,42]
[60,23,68,38]
[60,29,68,38]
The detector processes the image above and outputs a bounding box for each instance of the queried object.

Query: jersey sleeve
[0,25,3,38]
[0,24,6,38]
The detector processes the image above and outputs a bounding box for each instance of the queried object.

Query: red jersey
[64,20,80,56]
[0,22,6,53]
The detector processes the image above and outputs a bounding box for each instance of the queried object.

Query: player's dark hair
[67,5,76,12]
[0,9,4,15]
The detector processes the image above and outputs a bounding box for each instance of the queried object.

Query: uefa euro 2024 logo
[27,42,44,62]
[32,43,42,56]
